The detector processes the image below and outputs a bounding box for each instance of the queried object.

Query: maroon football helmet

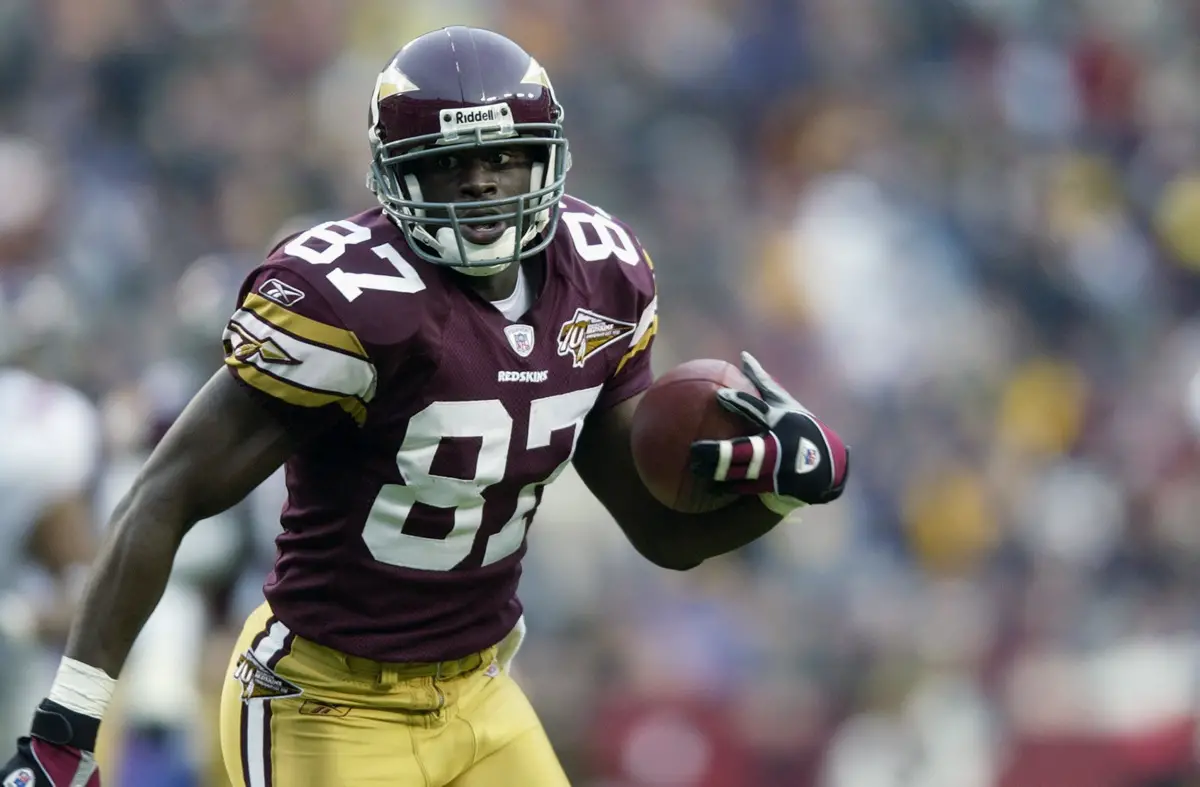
[366,27,570,272]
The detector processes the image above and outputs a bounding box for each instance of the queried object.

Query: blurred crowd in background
[5,0,1200,785]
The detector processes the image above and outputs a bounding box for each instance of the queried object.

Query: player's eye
[434,154,459,171]
[485,150,513,167]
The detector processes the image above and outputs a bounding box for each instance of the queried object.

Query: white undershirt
[490,264,534,321]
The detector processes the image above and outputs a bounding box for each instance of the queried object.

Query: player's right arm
[0,371,299,786]
[66,370,298,675]
[2,264,374,786]
[68,260,377,674]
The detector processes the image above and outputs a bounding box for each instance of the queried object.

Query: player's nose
[457,159,497,200]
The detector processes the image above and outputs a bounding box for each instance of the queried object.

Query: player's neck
[455,258,528,303]
[468,268,519,302]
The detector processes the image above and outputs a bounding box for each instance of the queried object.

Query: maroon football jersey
[222,196,657,662]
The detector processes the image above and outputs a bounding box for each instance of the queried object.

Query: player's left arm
[578,355,851,570]
[573,222,849,568]
[575,395,791,570]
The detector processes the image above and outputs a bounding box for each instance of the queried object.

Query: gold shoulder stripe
[229,365,368,426]
[242,293,367,359]
[616,314,657,375]
[224,312,377,402]
[616,295,658,375]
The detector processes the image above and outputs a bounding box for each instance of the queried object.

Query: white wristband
[47,657,116,719]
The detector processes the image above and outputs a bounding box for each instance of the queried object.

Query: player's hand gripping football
[2,700,101,787]
[689,352,849,516]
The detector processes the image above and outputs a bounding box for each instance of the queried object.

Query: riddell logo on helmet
[439,102,514,140]
[455,108,498,124]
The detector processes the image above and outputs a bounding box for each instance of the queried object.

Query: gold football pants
[219,603,570,786]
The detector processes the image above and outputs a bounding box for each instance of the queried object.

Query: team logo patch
[504,324,536,357]
[258,278,306,307]
[796,438,822,474]
[557,308,636,368]
[3,768,35,787]
[233,652,303,702]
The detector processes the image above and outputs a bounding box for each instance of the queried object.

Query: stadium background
[5,0,1200,785]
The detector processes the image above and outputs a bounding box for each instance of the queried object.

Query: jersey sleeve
[222,265,378,430]
[595,246,658,411]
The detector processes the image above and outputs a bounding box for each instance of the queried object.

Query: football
[631,359,761,513]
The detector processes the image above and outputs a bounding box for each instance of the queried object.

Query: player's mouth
[458,210,509,245]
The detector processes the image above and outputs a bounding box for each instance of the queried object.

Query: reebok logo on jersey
[258,278,306,307]
[3,769,35,787]
[498,370,548,383]
[557,308,635,368]
[504,324,535,357]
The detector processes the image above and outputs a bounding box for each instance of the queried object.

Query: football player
[2,26,848,787]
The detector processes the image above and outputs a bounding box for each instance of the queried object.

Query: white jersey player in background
[0,364,101,747]
[0,135,103,749]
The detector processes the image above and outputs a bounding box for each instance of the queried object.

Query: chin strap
[450,261,514,277]
[433,225,524,271]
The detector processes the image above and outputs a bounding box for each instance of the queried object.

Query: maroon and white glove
[689,352,849,515]
[2,700,101,787]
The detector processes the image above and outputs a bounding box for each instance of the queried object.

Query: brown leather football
[631,359,760,513]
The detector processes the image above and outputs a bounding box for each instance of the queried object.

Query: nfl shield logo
[796,438,822,474]
[504,324,535,358]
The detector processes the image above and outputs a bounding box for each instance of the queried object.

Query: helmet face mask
[365,28,570,273]
[369,124,569,271]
